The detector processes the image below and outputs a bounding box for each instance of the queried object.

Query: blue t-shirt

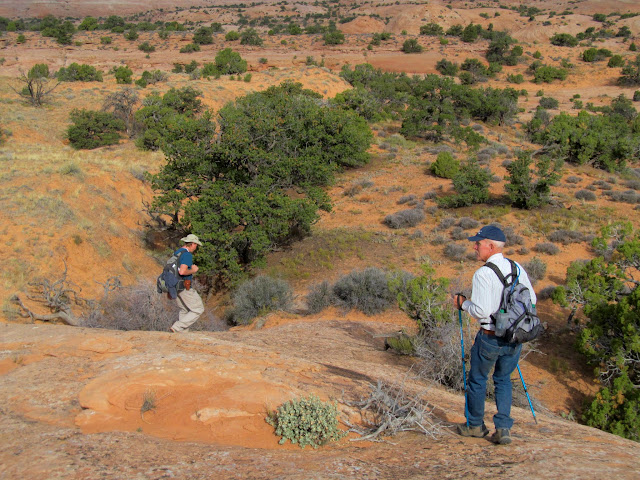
[175,247,194,280]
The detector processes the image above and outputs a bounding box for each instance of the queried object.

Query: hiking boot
[457,423,489,438]
[491,428,512,445]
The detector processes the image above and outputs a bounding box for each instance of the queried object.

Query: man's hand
[452,293,466,310]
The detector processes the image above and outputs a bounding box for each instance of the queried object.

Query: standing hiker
[169,234,205,333]
[452,225,537,445]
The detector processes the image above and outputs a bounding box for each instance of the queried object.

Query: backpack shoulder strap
[484,259,518,287]
[483,262,507,286]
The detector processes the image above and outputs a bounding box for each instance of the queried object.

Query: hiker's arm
[178,264,199,275]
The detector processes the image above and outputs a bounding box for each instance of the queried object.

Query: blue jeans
[466,331,522,429]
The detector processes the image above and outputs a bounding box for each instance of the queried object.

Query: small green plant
[100,36,112,44]
[402,38,423,53]
[266,395,346,448]
[140,388,156,419]
[430,151,459,179]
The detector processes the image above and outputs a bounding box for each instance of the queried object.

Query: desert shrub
[566,175,582,184]
[138,41,155,53]
[225,30,240,41]
[547,229,584,245]
[193,26,213,45]
[528,110,639,172]
[523,257,547,285]
[575,189,597,201]
[550,33,578,47]
[85,281,177,331]
[443,243,467,260]
[608,55,625,68]
[100,36,112,44]
[305,281,334,314]
[420,23,443,36]
[450,227,468,240]
[215,47,247,74]
[240,28,263,46]
[113,65,133,84]
[402,39,423,53]
[135,70,168,87]
[457,217,479,230]
[552,229,640,440]
[619,55,640,86]
[505,151,561,209]
[332,268,394,315]
[67,109,125,149]
[180,43,200,53]
[397,194,416,205]
[416,321,470,390]
[56,63,103,82]
[437,160,491,208]
[438,216,457,230]
[383,208,425,229]
[605,190,640,204]
[486,32,522,65]
[266,395,346,448]
[507,74,524,84]
[430,151,459,179]
[436,59,459,76]
[324,29,345,45]
[533,242,560,255]
[582,48,612,62]
[228,276,293,325]
[539,96,559,109]
[533,65,568,83]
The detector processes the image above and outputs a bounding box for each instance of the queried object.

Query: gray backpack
[156,250,186,299]
[484,260,544,343]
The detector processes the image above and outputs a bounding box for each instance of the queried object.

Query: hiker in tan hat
[169,234,205,332]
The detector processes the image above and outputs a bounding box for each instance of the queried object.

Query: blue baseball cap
[467,225,506,242]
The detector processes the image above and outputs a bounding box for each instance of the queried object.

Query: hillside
[1,0,640,476]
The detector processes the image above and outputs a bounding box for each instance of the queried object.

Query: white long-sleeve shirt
[461,252,537,331]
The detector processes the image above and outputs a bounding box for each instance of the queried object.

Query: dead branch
[11,261,85,326]
[342,380,444,442]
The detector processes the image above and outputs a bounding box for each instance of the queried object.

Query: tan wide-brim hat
[180,234,203,246]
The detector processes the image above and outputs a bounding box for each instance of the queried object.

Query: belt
[481,328,496,336]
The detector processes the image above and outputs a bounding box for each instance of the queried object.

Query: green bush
[225,30,240,41]
[582,48,612,62]
[100,36,112,45]
[533,65,568,83]
[193,26,213,45]
[215,47,247,74]
[138,41,155,53]
[431,151,459,178]
[505,151,560,209]
[550,33,578,47]
[240,28,263,46]
[437,160,491,208]
[619,55,640,86]
[539,96,559,109]
[67,109,125,149]
[383,208,425,229]
[228,276,293,325]
[402,38,423,53]
[113,65,133,84]
[420,22,443,36]
[56,63,103,82]
[266,395,346,448]
[179,43,200,53]
[148,82,372,284]
[435,58,459,76]
[124,29,139,41]
[390,264,451,331]
[523,257,547,285]
[608,55,625,68]
[324,29,345,45]
[507,73,524,84]
[553,228,640,441]
[332,267,394,315]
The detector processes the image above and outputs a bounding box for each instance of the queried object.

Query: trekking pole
[517,364,537,424]
[458,307,469,427]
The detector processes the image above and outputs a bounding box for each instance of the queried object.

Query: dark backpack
[484,259,544,343]
[156,249,186,299]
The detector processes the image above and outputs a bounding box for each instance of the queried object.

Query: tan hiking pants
[172,288,204,332]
